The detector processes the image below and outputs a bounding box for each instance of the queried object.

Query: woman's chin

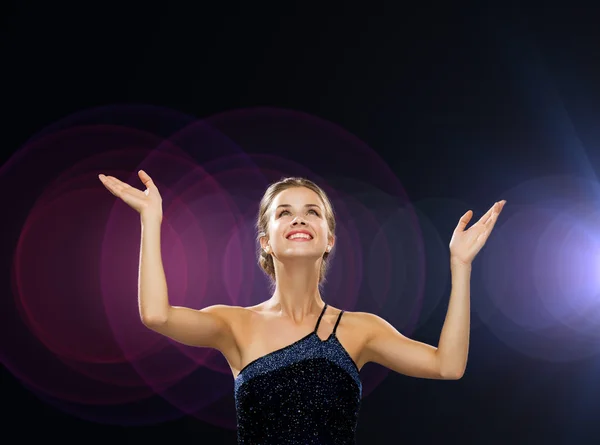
[279,249,322,260]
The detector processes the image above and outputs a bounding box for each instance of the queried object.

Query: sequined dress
[234,303,362,444]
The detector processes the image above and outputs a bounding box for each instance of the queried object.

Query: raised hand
[449,200,506,266]
[98,170,163,222]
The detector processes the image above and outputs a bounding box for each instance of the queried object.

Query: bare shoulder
[200,303,256,325]
[328,308,362,326]
[359,311,402,340]
[335,310,395,346]
[198,304,260,369]
[200,303,241,319]
[338,310,385,331]
[201,302,274,335]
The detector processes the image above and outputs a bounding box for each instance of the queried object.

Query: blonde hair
[256,177,336,286]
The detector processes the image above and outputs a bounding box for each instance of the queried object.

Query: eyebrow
[276,204,321,210]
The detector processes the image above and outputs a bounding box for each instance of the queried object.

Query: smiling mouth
[286,234,313,241]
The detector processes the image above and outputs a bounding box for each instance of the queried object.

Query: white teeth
[288,233,312,240]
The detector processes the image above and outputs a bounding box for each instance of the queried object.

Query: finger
[99,174,121,197]
[100,175,128,193]
[487,201,506,225]
[138,170,156,189]
[476,203,497,225]
[485,210,499,226]
[455,210,473,232]
[476,212,499,245]
[100,175,145,200]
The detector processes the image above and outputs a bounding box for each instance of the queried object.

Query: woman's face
[263,186,333,260]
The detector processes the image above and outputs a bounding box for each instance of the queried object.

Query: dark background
[3,2,600,444]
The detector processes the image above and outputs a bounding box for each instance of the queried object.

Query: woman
[98,170,504,444]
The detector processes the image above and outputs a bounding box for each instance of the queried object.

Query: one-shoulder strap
[314,303,328,333]
[332,310,344,335]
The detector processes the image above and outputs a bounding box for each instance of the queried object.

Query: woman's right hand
[99,170,163,222]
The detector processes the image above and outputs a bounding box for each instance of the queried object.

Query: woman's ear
[327,234,335,251]
[260,234,269,252]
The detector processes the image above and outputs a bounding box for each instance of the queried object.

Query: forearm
[138,216,170,324]
[436,260,472,378]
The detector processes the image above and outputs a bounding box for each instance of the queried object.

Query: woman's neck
[268,260,324,322]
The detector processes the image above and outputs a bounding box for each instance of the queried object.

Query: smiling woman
[98,171,504,445]
[255,177,336,289]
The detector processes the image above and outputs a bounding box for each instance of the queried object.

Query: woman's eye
[278,209,319,217]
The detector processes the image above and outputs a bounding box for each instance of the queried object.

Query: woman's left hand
[449,200,506,266]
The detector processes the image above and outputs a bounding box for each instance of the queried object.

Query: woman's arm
[99,171,238,358]
[137,215,170,324]
[139,215,238,357]
[436,260,471,377]
[358,262,470,380]
[359,201,504,379]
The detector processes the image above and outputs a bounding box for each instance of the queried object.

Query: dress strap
[314,303,328,333]
[332,310,344,335]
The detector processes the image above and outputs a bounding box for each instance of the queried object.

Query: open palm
[99,170,163,221]
[449,200,506,265]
